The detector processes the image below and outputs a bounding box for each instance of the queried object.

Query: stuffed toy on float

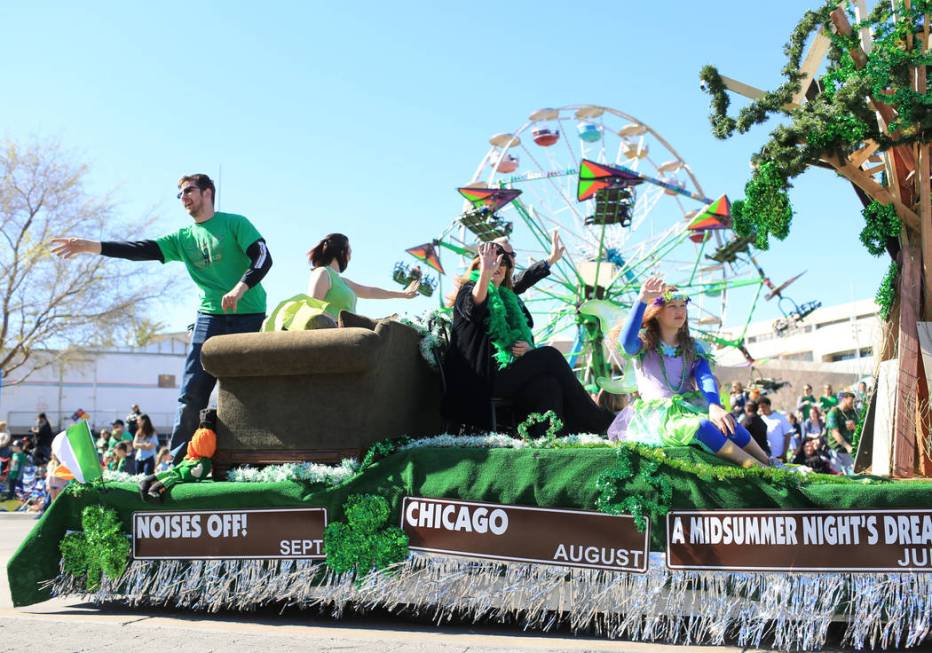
[138,416,216,502]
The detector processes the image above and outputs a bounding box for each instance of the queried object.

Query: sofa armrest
[201,328,381,378]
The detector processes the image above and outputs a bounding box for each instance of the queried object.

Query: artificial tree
[699,0,932,477]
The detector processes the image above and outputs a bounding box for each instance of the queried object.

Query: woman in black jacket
[443,242,613,437]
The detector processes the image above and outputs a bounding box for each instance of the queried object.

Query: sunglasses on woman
[493,244,515,262]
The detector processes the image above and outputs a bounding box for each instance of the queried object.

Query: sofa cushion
[338,311,378,331]
[201,328,380,378]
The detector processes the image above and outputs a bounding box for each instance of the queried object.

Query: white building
[716,298,881,375]
[1,332,190,435]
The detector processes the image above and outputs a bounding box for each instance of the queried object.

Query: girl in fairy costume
[608,276,770,468]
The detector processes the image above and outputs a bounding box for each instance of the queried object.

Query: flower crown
[651,290,690,306]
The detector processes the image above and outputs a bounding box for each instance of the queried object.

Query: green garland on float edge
[594,441,890,532]
[59,505,130,592]
[323,494,409,576]
[356,435,891,535]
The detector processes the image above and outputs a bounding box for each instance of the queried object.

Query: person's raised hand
[50,237,100,259]
[477,242,502,275]
[402,279,420,298]
[639,275,665,304]
[547,229,565,266]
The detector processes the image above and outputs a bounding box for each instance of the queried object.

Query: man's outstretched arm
[51,238,164,262]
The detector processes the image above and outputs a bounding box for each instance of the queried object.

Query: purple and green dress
[607,301,731,450]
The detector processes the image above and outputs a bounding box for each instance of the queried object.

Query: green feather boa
[469,271,535,369]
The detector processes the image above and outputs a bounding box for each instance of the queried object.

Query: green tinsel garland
[59,505,130,591]
[699,1,837,139]
[699,0,932,276]
[359,436,411,472]
[859,201,901,256]
[516,410,563,442]
[737,161,793,251]
[323,494,409,575]
[876,259,899,322]
[596,446,672,532]
[595,441,890,529]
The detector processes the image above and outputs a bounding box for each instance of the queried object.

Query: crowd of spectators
[0,405,174,512]
[727,381,869,474]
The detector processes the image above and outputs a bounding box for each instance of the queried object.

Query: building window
[158,374,176,388]
[781,351,813,362]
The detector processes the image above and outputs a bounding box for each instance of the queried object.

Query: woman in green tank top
[263,233,419,331]
[306,232,420,315]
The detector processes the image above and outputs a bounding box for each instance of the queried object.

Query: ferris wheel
[399,104,772,389]
[461,105,768,386]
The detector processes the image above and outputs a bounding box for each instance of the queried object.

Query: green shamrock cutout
[324,494,409,575]
[59,505,130,591]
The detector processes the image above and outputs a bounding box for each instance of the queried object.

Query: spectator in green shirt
[819,384,839,412]
[52,174,273,462]
[796,384,817,418]
[5,440,26,500]
[826,391,858,474]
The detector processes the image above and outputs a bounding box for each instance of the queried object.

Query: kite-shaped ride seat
[201,318,442,477]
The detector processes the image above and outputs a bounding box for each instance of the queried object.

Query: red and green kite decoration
[405,241,445,275]
[687,194,731,232]
[577,159,644,201]
[457,187,522,213]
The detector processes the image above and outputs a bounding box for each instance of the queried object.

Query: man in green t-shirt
[5,440,27,500]
[51,174,273,460]
[825,391,858,474]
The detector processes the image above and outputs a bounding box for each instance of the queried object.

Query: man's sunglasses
[176,186,200,199]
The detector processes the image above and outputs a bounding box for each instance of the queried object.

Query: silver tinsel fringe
[45,552,931,650]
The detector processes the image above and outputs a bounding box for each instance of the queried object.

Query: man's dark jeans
[169,312,265,462]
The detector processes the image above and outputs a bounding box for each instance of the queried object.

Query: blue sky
[1,1,883,335]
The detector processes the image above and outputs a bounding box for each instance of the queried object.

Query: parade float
[9,2,932,650]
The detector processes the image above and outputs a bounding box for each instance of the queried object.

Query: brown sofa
[200,319,442,476]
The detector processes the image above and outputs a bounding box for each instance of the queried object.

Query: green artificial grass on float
[9,445,932,607]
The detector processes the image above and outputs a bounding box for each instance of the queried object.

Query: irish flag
[51,421,102,484]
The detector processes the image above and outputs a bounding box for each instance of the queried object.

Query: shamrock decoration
[324,494,409,575]
[516,410,563,442]
[59,505,130,591]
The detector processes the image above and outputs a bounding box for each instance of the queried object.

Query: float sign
[133,508,327,560]
[667,509,932,572]
[401,497,649,572]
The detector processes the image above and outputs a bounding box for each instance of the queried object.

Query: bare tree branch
[0,138,175,385]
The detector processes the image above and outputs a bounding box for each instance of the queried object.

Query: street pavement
[1,515,928,652]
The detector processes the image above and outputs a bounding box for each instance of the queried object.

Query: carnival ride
[396,104,818,388]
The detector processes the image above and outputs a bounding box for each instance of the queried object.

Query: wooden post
[894,246,921,477]
[916,11,931,319]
